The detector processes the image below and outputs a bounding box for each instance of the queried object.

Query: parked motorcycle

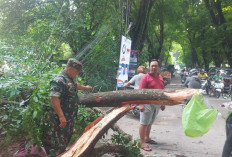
[211,81,224,98]
[201,78,208,90]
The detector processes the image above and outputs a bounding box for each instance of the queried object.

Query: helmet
[190,68,198,76]
[137,66,146,73]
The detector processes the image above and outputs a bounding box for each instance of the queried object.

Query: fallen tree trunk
[79,88,196,107]
[58,89,197,157]
[58,105,133,157]
[1,88,196,107]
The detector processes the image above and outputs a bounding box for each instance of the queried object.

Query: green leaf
[33,97,38,102]
[10,91,15,97]
[33,111,37,119]
[1,131,7,135]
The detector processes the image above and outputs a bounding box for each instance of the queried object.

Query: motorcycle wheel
[132,108,140,118]
[216,91,221,98]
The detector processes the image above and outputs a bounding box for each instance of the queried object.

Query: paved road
[116,75,231,157]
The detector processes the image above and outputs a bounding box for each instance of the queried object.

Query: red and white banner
[117,36,131,88]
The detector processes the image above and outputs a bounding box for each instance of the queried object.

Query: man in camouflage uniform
[44,58,92,156]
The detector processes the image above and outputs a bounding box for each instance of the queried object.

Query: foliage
[0,65,56,146]
[82,34,121,92]
[0,64,102,147]
[21,73,54,148]
[0,104,24,142]
[71,106,102,142]
[111,131,142,157]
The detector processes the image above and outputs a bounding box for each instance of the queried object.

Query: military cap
[67,58,82,71]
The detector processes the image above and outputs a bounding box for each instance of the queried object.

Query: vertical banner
[117,36,131,88]
[128,50,138,78]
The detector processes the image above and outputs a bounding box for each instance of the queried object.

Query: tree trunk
[212,51,222,67]
[1,89,196,108]
[130,0,155,52]
[59,88,196,157]
[156,0,164,60]
[204,0,218,26]
[213,0,225,25]
[146,0,164,62]
[200,29,210,71]
[187,31,199,67]
[79,88,196,107]
[59,105,133,157]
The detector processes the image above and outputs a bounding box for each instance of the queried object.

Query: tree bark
[187,31,199,67]
[200,29,210,72]
[59,105,133,157]
[79,88,196,107]
[130,0,155,52]
[204,0,218,26]
[0,89,196,108]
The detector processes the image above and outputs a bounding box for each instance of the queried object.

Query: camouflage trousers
[43,112,75,157]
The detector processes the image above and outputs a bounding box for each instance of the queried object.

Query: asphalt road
[116,75,231,157]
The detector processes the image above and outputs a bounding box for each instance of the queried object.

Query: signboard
[116,36,131,88]
[128,50,139,78]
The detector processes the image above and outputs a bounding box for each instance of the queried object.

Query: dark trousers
[43,112,75,157]
[222,114,232,157]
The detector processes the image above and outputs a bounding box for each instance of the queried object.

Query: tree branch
[89,143,128,157]
[0,99,20,106]
[111,123,132,142]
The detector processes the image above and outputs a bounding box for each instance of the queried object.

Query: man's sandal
[141,146,152,151]
[145,139,158,145]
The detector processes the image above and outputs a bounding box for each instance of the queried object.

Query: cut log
[58,105,133,157]
[79,88,197,107]
[0,88,196,107]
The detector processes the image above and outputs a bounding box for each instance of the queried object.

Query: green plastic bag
[182,92,218,137]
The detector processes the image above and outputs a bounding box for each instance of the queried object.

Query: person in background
[123,65,146,89]
[213,70,223,82]
[183,70,201,89]
[139,59,165,151]
[44,58,92,156]
[183,69,189,83]
[182,69,201,105]
[209,70,224,96]
[198,69,209,94]
[198,69,208,79]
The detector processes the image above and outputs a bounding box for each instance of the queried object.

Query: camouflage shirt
[50,69,79,118]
